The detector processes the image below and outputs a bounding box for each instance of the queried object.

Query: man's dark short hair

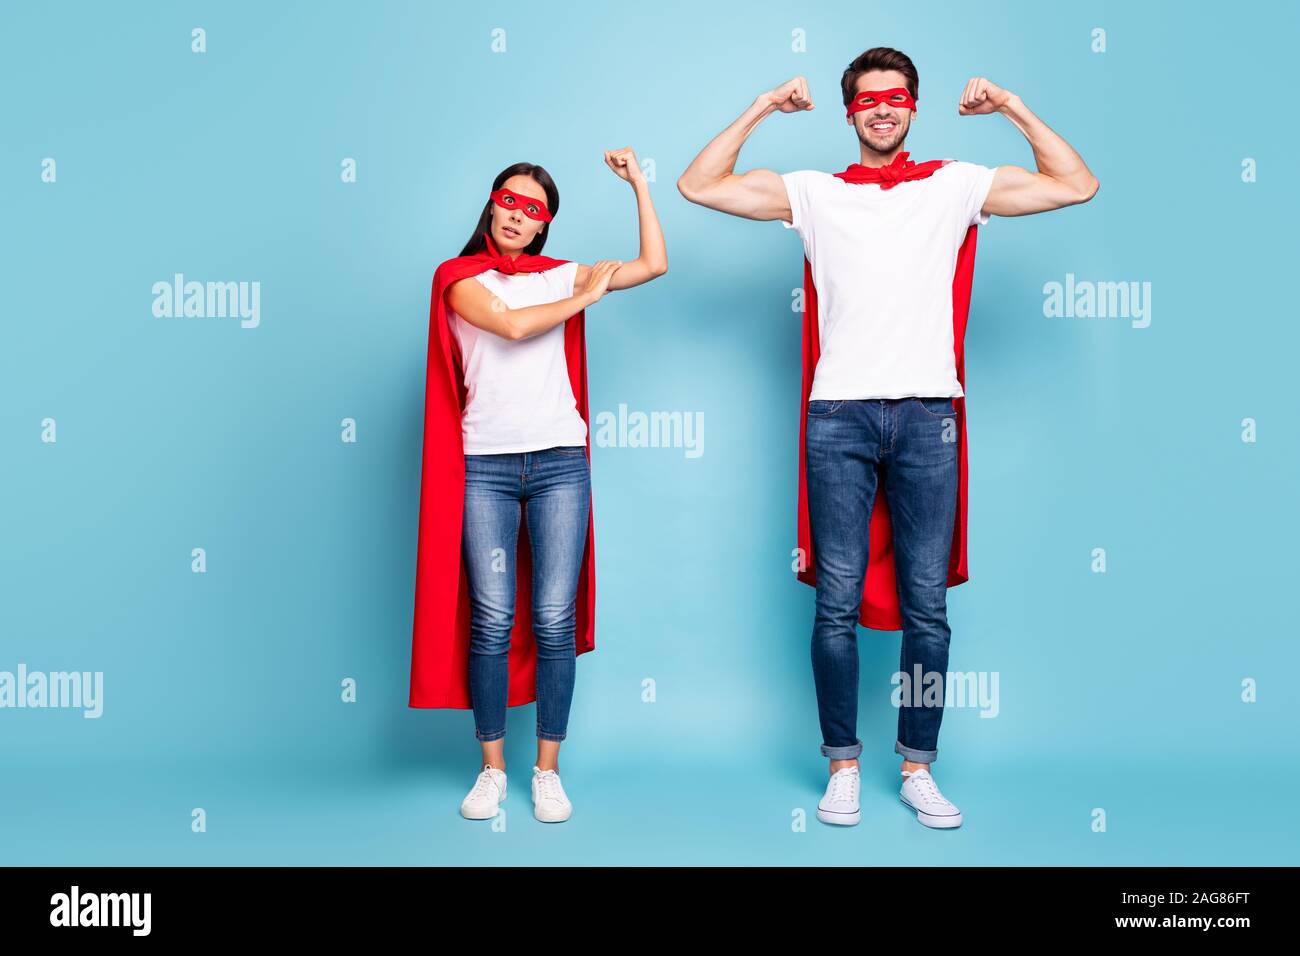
[841,47,920,106]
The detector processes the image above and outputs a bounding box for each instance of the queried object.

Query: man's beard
[856,120,908,157]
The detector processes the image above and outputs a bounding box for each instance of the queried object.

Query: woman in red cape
[410,151,667,824]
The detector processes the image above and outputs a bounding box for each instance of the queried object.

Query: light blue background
[3,0,1297,865]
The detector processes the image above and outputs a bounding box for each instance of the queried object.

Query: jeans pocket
[912,397,956,419]
[807,399,844,418]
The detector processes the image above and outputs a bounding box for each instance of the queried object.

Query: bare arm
[676,77,814,222]
[959,77,1100,217]
[575,147,669,293]
[446,260,621,341]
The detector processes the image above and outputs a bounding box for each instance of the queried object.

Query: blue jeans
[461,446,591,743]
[805,397,959,764]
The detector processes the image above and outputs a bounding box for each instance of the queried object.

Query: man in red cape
[795,188,977,632]
[679,48,1098,829]
[408,235,596,710]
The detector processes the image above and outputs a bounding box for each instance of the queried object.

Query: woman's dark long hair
[459,162,560,257]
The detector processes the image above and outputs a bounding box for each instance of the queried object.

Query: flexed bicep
[981,164,1093,217]
[677,82,810,223]
[966,89,1099,218]
[680,168,792,222]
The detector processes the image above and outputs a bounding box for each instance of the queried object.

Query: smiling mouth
[868,120,898,133]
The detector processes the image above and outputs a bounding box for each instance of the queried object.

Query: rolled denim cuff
[821,738,863,760]
[475,728,506,743]
[895,740,937,763]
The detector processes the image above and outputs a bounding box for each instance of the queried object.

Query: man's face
[848,69,914,156]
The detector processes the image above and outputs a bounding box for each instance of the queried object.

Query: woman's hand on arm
[574,147,668,292]
[445,260,621,341]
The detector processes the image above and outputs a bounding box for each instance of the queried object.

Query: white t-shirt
[448,260,588,455]
[782,160,996,400]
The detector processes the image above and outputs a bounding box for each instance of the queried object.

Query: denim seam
[820,738,864,758]
[912,397,957,420]
[807,400,846,419]
[895,740,938,762]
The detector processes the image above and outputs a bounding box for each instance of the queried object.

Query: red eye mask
[490,187,553,223]
[846,87,917,118]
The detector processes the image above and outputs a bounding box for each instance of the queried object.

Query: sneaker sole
[533,803,572,823]
[900,796,962,829]
[816,807,861,826]
[460,804,501,820]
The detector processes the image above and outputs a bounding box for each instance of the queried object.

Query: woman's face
[490,174,549,254]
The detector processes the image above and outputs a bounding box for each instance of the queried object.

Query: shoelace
[828,769,858,803]
[905,772,952,808]
[470,767,502,800]
[534,770,565,803]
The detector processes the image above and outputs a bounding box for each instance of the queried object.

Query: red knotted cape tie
[835,151,946,190]
[483,233,522,275]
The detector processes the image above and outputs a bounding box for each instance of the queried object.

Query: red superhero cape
[795,155,977,630]
[409,236,596,708]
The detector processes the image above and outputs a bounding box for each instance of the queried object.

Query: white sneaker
[460,764,507,820]
[900,768,963,828]
[816,766,861,826]
[531,766,572,823]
